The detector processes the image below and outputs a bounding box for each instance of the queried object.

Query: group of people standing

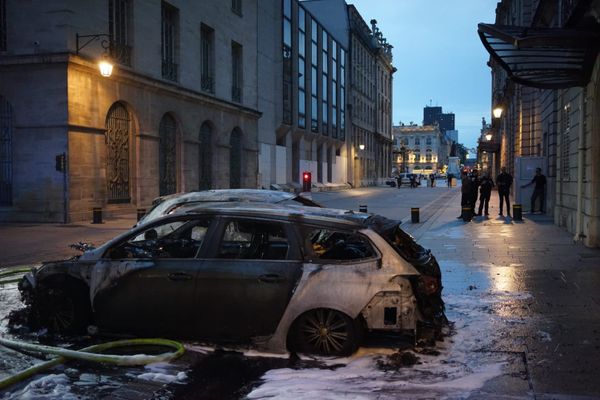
[458,166,546,220]
[458,170,494,220]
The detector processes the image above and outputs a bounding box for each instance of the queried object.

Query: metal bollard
[359,204,368,213]
[462,207,473,222]
[137,208,146,221]
[513,204,522,221]
[92,207,103,224]
[411,207,420,223]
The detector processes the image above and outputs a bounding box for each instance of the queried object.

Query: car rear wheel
[35,280,91,334]
[289,308,360,356]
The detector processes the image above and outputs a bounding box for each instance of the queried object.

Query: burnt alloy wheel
[35,281,91,334]
[289,308,360,356]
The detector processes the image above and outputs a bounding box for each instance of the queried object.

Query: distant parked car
[19,202,446,356]
[397,173,412,187]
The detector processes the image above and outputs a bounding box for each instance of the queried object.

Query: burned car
[19,203,445,356]
[136,189,322,227]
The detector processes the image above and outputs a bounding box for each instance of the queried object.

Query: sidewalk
[402,189,600,399]
[0,217,136,267]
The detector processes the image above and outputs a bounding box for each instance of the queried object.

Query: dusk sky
[349,0,499,150]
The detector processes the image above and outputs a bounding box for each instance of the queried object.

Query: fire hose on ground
[0,267,186,391]
[0,337,185,390]
[0,267,33,286]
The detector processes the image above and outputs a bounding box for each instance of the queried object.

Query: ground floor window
[105,102,131,203]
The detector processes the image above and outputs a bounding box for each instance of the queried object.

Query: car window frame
[102,214,217,260]
[202,216,303,261]
[300,223,381,265]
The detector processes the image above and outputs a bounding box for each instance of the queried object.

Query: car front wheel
[289,308,360,356]
[35,280,91,334]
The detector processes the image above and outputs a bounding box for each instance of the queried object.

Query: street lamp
[493,107,503,119]
[98,55,113,77]
[359,144,365,151]
[76,33,114,77]
[485,132,493,141]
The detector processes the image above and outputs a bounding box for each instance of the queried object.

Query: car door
[194,217,303,341]
[93,216,213,337]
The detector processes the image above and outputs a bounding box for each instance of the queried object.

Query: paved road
[1,184,599,399]
[315,186,600,399]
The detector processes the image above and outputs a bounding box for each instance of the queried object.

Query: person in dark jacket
[458,172,472,220]
[476,173,494,216]
[496,167,513,217]
[469,170,480,216]
[521,167,547,213]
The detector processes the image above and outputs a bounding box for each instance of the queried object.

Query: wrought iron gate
[159,114,177,196]
[199,122,212,190]
[106,103,131,203]
[0,96,12,206]
[229,128,242,189]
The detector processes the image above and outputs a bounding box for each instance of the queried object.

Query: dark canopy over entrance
[478,23,600,89]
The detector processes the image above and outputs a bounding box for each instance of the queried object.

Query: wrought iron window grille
[201,74,215,93]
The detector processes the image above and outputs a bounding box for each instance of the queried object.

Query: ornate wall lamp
[492,106,503,119]
[76,33,114,77]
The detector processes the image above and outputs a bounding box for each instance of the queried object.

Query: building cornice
[0,52,263,119]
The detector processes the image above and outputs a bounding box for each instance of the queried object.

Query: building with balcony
[478,0,600,246]
[0,0,261,222]
[392,124,449,175]
[347,7,395,187]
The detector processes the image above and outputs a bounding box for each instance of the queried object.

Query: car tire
[35,279,91,334]
[288,308,360,356]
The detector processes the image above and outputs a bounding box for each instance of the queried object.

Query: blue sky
[348,0,499,150]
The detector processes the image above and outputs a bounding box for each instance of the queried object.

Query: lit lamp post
[76,33,114,77]
[354,143,365,187]
[493,106,503,119]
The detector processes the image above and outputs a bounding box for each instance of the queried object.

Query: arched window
[159,114,177,196]
[0,96,13,206]
[199,122,212,190]
[426,148,432,162]
[229,128,242,188]
[105,103,131,203]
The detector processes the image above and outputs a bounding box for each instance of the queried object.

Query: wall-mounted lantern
[492,107,503,119]
[76,33,114,77]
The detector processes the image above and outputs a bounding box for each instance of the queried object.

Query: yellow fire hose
[0,266,32,285]
[0,337,185,391]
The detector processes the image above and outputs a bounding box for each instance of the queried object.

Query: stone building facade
[479,0,600,246]
[348,6,394,186]
[0,0,260,222]
[0,0,386,223]
[392,124,449,174]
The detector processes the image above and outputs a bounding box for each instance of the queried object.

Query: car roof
[151,189,321,206]
[136,189,323,227]
[172,201,364,228]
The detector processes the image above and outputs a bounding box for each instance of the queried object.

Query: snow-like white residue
[1,373,78,400]
[135,362,188,384]
[246,290,527,399]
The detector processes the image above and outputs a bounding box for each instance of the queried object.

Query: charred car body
[136,189,322,227]
[19,202,445,356]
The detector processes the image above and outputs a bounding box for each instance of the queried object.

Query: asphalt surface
[1,182,599,399]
